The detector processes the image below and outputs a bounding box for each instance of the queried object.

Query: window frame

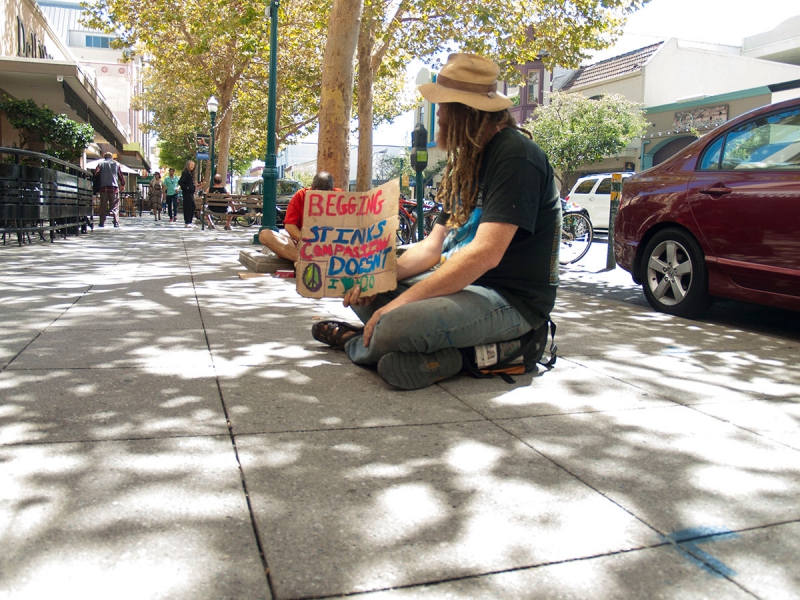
[697,106,800,172]
[526,70,540,105]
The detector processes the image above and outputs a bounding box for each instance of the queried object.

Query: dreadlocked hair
[437,104,531,227]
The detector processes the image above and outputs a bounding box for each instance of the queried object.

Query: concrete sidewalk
[1,217,799,599]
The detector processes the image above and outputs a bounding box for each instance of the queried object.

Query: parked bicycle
[397,195,442,245]
[560,198,594,265]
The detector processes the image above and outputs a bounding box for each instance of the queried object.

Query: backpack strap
[460,318,558,383]
[539,320,557,370]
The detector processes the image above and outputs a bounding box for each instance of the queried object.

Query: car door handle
[698,185,732,196]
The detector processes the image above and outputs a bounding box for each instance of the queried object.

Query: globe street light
[207,95,218,180]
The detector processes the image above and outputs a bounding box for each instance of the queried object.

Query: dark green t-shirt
[440,127,560,328]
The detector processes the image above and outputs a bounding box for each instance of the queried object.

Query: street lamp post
[207,95,218,178]
[256,0,280,243]
[205,96,218,232]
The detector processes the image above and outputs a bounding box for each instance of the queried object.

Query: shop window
[85,35,111,49]
[527,71,540,105]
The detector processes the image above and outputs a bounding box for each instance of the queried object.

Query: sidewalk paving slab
[437,358,674,420]
[0,369,228,445]
[0,436,270,600]
[502,406,800,534]
[237,421,662,599]
[6,328,213,371]
[335,544,756,599]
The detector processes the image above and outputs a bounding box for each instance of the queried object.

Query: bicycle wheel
[560,212,593,265]
[397,211,413,245]
[235,215,256,227]
[422,210,442,238]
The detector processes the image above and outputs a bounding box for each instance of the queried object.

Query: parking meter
[410,124,428,173]
[410,124,428,240]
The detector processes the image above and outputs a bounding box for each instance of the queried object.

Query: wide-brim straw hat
[418,53,512,113]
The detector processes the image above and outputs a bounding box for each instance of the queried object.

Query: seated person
[258,171,336,261]
[310,53,560,391]
[205,174,233,230]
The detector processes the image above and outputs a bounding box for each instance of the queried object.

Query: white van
[565,172,633,229]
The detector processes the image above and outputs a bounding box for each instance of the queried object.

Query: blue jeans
[166,194,179,219]
[344,273,532,366]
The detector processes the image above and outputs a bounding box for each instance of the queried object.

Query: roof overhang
[0,56,131,159]
[121,142,150,171]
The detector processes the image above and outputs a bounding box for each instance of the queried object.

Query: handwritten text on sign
[296,179,399,298]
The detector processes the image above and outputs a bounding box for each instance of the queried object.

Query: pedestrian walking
[94,152,126,228]
[163,168,180,222]
[148,172,165,221]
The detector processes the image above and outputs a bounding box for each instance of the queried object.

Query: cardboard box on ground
[296,179,400,299]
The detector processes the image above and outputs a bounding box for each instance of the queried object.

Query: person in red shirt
[259,171,335,261]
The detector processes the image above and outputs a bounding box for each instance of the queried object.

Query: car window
[277,181,300,195]
[718,107,800,171]
[698,136,724,170]
[595,178,612,194]
[574,179,598,194]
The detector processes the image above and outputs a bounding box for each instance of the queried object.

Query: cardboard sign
[296,179,399,298]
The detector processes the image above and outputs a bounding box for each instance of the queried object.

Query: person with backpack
[311,53,560,390]
[94,152,126,228]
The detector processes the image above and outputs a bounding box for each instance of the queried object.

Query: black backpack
[460,319,557,383]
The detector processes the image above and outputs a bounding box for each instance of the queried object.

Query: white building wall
[4,0,72,60]
[644,39,800,106]
[566,72,645,104]
[742,15,800,64]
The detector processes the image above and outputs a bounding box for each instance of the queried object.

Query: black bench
[201,194,292,229]
[201,194,264,229]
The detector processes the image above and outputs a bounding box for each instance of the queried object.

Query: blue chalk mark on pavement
[666,527,740,578]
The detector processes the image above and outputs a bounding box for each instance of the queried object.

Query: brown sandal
[311,320,363,349]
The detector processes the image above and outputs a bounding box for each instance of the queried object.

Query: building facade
[0,0,150,171]
[556,19,800,183]
[411,16,800,191]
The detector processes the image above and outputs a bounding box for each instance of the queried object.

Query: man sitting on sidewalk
[311,53,561,390]
[258,171,336,261]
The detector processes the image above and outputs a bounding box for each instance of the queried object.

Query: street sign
[196,133,210,160]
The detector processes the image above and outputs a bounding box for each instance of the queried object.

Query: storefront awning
[0,57,142,167]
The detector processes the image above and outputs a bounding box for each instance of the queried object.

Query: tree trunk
[317,0,363,191]
[355,10,375,192]
[215,84,235,184]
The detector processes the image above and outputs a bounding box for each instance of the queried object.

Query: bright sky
[589,0,800,60]
[373,0,800,145]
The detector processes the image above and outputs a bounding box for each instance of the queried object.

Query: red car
[614,97,800,318]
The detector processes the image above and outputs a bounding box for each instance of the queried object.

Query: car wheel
[640,228,713,318]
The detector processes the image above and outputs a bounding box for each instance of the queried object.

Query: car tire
[640,228,713,318]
